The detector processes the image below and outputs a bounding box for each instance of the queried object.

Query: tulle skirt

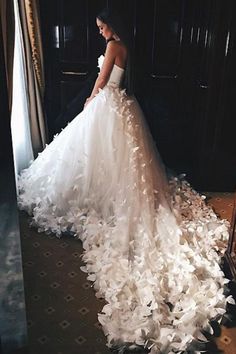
[18,85,232,353]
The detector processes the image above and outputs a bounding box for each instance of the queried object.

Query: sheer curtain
[11,0,33,180]
[17,0,47,155]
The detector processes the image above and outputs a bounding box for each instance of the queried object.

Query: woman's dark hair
[96,8,134,95]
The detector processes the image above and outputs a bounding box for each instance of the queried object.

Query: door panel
[59,0,89,63]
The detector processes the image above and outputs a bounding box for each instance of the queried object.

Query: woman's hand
[84,96,93,109]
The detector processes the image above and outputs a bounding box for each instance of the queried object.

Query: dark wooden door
[39,0,236,191]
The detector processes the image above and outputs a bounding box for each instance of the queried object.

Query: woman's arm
[84,41,117,107]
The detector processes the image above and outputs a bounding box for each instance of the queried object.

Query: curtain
[0,0,15,109]
[11,0,48,182]
[17,0,47,156]
[11,0,34,177]
[24,0,45,96]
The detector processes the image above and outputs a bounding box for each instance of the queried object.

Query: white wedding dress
[18,55,233,353]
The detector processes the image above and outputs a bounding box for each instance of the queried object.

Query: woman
[18,8,233,354]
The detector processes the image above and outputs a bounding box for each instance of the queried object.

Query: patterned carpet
[18,192,236,354]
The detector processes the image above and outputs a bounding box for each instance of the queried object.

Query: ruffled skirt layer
[18,86,232,353]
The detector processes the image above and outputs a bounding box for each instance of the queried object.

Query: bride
[18,8,233,354]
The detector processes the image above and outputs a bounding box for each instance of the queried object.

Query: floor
[0,161,28,354]
[18,192,236,354]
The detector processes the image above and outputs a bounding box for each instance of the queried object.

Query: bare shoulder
[107,40,127,54]
[106,40,127,68]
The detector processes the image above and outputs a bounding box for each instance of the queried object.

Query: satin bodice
[98,55,124,88]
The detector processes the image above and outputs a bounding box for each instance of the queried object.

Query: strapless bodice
[98,55,124,88]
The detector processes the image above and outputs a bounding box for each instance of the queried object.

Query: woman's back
[112,40,127,69]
